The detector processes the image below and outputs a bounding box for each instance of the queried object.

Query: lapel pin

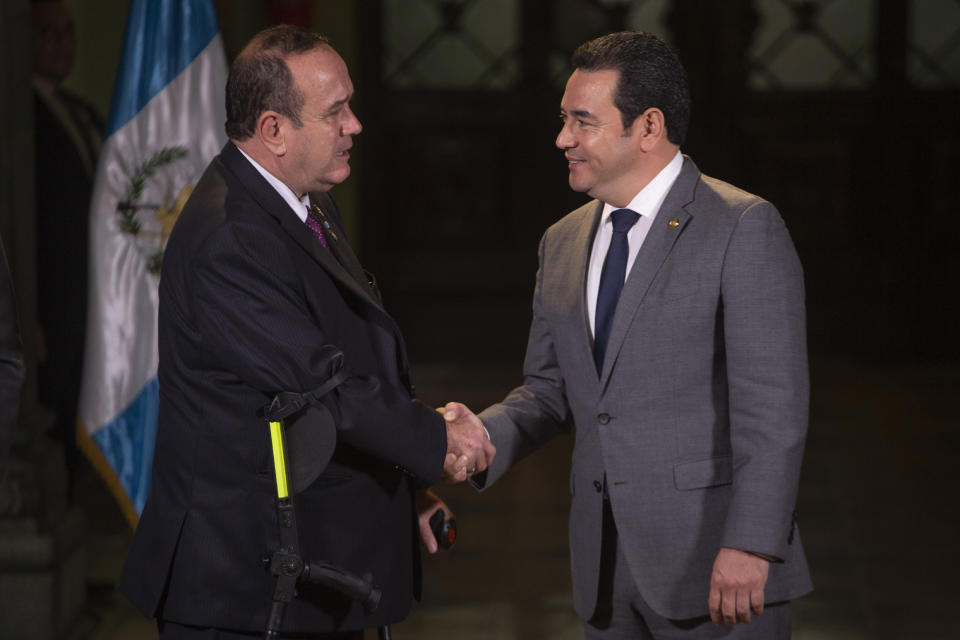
[313,204,338,241]
[668,218,680,229]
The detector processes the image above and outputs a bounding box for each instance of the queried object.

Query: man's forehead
[568,68,618,92]
[562,69,617,108]
[292,44,343,67]
[290,47,348,82]
[290,48,353,96]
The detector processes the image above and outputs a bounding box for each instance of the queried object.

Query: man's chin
[567,175,590,194]
[323,167,351,189]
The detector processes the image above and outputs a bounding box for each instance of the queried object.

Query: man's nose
[343,107,362,136]
[556,127,572,150]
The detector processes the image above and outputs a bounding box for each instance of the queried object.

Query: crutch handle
[303,561,381,613]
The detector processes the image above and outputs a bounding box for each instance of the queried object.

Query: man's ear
[256,111,287,156]
[629,107,667,151]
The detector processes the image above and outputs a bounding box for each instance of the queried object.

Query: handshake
[439,402,495,483]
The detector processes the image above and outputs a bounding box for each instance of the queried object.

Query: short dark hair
[571,31,690,146]
[224,25,330,141]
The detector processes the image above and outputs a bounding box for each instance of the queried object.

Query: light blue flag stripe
[91,378,159,514]
[106,0,219,136]
[81,0,227,523]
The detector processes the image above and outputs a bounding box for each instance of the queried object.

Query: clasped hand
[439,402,495,482]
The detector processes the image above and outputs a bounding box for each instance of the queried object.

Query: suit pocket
[673,455,733,490]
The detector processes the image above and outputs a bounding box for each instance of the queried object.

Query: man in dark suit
[446,32,811,638]
[119,26,493,639]
[32,0,103,498]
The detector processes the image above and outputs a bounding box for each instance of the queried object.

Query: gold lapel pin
[312,204,338,241]
[668,218,680,229]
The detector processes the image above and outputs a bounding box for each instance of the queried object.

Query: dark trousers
[158,620,363,639]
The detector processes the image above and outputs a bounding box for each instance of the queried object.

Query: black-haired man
[447,31,812,639]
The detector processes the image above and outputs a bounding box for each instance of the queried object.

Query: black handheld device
[429,509,457,549]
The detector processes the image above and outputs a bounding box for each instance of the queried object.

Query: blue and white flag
[78,0,227,525]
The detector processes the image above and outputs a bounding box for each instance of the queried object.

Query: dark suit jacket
[475,157,812,619]
[119,143,447,633]
[33,87,102,423]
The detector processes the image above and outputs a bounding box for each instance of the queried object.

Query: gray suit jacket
[475,157,813,620]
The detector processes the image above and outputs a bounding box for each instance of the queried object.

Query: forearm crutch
[262,389,384,639]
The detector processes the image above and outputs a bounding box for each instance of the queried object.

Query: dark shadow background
[29,0,960,370]
[344,1,960,367]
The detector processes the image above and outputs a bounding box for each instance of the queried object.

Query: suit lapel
[307,194,412,383]
[599,157,699,385]
[219,143,385,312]
[570,202,604,387]
[308,195,374,294]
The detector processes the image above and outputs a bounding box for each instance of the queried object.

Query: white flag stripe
[79,8,226,520]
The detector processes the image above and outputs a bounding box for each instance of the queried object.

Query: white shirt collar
[236,146,310,222]
[600,149,683,224]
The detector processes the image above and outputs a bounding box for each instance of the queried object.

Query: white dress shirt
[237,146,311,221]
[586,150,684,336]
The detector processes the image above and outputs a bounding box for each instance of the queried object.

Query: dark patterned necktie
[593,208,640,373]
[304,204,329,250]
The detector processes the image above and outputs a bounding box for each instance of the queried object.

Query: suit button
[593,480,603,493]
[598,413,610,425]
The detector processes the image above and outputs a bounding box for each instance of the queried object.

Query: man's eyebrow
[323,96,351,115]
[562,108,596,120]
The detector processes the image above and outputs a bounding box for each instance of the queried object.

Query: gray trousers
[584,501,791,640]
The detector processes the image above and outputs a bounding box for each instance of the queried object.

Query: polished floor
[73,357,959,639]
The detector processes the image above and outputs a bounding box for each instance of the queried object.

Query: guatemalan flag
[78,0,227,525]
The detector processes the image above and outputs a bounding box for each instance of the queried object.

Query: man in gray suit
[445,31,812,638]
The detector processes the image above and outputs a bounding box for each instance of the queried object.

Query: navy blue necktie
[593,208,640,373]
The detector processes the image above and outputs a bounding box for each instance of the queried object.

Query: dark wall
[37,0,960,366]
[353,0,960,365]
